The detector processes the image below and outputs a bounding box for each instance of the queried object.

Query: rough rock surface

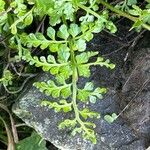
[13,29,150,150]
[121,48,150,147]
[12,73,145,150]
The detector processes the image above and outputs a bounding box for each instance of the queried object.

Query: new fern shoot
[1,0,149,144]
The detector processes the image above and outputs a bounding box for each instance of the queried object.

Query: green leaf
[20,33,49,49]
[57,24,69,40]
[80,108,100,120]
[58,50,70,63]
[27,0,35,5]
[83,32,93,41]
[58,119,77,129]
[74,39,86,51]
[128,9,139,16]
[89,95,97,103]
[93,21,104,33]
[76,51,98,64]
[84,82,94,91]
[69,23,81,37]
[14,0,120,144]
[81,23,89,33]
[24,13,33,25]
[146,3,150,9]
[22,49,71,76]
[78,65,91,77]
[57,45,70,63]
[20,33,67,50]
[90,87,107,101]
[82,127,97,144]
[77,84,106,103]
[34,80,72,98]
[55,74,66,84]
[86,57,115,69]
[104,113,118,123]
[41,100,72,113]
[16,132,47,150]
[11,25,17,34]
[71,127,82,136]
[127,0,137,6]
[84,122,96,128]
[92,4,99,11]
[89,0,96,5]
[47,55,56,63]
[0,70,13,86]
[0,0,5,12]
[35,0,54,15]
[77,82,93,102]
[55,65,72,80]
[79,14,94,23]
[77,89,90,102]
[63,2,74,20]
[47,27,55,40]
[106,21,117,33]
[132,5,142,12]
[49,43,59,52]
[61,87,72,98]
[49,15,61,26]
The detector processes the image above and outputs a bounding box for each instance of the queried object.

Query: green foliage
[16,132,47,150]
[80,108,100,120]
[34,80,72,98]
[127,0,137,6]
[77,82,107,103]
[41,100,72,113]
[128,5,150,30]
[0,0,150,146]
[17,0,117,143]
[0,70,13,86]
[104,113,118,123]
[114,0,150,30]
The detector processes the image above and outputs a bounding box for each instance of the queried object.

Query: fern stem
[28,40,68,44]
[70,40,80,120]
[77,3,99,18]
[98,0,150,31]
[77,1,150,31]
[33,61,69,68]
[83,62,107,66]
[75,26,95,40]
[41,83,72,91]
[70,40,91,136]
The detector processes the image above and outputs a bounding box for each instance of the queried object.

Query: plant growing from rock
[0,0,150,144]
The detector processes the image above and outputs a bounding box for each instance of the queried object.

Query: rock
[13,72,145,150]
[121,48,150,147]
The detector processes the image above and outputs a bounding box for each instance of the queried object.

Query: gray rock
[13,72,145,150]
[121,48,150,146]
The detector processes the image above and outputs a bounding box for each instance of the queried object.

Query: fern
[1,0,150,144]
[9,0,116,144]
[20,22,115,143]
